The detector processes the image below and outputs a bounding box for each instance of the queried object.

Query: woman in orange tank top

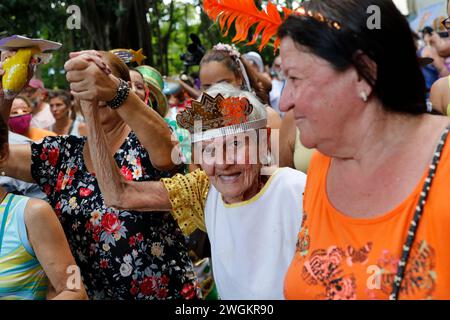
[278,0,450,300]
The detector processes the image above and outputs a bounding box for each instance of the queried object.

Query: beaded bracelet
[107,78,130,109]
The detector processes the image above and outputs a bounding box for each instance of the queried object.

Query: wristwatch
[106,78,130,109]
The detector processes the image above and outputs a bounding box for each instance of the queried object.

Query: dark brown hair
[200,49,271,104]
[14,95,33,110]
[101,51,131,82]
[48,90,75,120]
[278,0,427,115]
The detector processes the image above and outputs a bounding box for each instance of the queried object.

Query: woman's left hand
[64,51,118,102]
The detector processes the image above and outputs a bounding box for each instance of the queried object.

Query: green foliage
[0,0,280,88]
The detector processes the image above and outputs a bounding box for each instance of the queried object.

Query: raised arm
[25,198,88,300]
[0,52,34,182]
[80,100,172,211]
[64,51,177,171]
[81,100,209,235]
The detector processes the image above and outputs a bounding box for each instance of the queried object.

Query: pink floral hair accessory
[212,43,241,59]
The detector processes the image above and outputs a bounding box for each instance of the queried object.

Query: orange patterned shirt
[284,137,450,300]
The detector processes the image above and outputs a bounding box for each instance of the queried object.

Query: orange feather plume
[203,0,285,51]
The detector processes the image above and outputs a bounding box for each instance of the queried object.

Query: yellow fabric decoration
[161,169,211,236]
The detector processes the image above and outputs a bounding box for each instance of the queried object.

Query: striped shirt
[0,194,48,300]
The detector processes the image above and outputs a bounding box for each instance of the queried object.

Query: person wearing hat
[22,78,55,131]
[1,38,57,135]
[81,82,307,299]
[135,65,168,118]
[0,35,87,300]
[3,49,199,300]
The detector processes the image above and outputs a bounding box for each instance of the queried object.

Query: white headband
[191,119,267,143]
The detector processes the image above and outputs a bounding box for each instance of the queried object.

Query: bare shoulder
[77,122,88,136]
[421,114,450,144]
[430,77,450,114]
[24,198,57,227]
[431,76,449,93]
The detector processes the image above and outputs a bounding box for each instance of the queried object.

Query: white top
[68,119,83,137]
[269,79,285,115]
[204,167,306,300]
[30,103,55,131]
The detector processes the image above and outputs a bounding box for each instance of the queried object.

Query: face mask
[9,114,32,135]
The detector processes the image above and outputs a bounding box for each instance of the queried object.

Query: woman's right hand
[65,51,119,103]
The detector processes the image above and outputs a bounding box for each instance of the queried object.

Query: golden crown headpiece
[176,92,267,143]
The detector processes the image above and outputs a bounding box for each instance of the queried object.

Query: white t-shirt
[31,103,55,130]
[204,167,306,299]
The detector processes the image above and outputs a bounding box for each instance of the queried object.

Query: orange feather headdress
[203,0,341,51]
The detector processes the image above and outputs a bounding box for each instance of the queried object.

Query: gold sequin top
[161,169,211,236]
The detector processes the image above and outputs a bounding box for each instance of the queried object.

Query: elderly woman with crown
[80,81,307,300]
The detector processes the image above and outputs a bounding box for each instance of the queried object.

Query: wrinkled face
[198,133,262,204]
[279,37,360,154]
[10,98,32,117]
[199,61,242,91]
[49,97,70,120]
[130,70,146,102]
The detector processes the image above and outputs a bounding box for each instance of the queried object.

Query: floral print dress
[31,133,200,300]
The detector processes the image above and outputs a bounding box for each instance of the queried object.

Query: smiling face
[199,61,243,91]
[198,133,262,204]
[279,37,363,154]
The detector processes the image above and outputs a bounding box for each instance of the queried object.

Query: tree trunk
[150,0,164,73]
[162,0,175,75]
[133,0,153,65]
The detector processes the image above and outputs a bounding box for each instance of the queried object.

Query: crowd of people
[1,0,450,300]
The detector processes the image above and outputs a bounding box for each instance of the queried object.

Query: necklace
[390,125,450,300]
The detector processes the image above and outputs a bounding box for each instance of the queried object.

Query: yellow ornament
[2,47,41,99]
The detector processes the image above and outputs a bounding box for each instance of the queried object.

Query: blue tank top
[0,194,48,300]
